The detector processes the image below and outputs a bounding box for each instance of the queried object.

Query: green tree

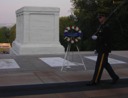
[9,24,16,45]
[71,0,128,50]
[0,27,10,43]
[0,24,16,45]
[111,0,128,50]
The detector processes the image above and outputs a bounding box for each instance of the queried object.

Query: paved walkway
[0,51,128,98]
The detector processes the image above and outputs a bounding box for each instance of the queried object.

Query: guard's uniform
[92,24,119,84]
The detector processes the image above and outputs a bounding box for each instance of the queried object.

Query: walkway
[0,51,128,98]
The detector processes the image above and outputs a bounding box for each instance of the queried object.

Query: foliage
[70,0,128,50]
[0,27,10,42]
[9,25,16,45]
[0,25,16,45]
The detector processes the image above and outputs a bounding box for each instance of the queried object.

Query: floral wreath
[64,26,82,44]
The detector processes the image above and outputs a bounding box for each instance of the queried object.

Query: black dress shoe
[86,82,98,86]
[112,76,119,84]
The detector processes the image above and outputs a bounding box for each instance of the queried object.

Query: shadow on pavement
[0,78,128,97]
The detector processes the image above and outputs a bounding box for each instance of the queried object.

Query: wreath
[64,26,82,44]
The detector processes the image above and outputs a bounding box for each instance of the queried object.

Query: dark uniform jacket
[96,24,112,53]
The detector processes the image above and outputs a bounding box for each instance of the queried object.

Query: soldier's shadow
[0,78,128,97]
[81,78,128,91]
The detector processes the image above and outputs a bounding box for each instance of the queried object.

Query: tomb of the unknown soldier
[10,7,64,55]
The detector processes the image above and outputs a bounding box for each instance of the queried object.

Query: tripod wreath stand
[61,26,86,71]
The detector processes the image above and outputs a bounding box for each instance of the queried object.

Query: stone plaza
[0,51,128,97]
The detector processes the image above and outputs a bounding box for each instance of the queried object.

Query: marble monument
[10,7,64,55]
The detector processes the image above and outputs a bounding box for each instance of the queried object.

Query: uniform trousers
[92,52,119,83]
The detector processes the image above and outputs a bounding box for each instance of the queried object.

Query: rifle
[93,0,128,35]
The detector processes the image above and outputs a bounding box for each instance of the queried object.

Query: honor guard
[87,12,119,86]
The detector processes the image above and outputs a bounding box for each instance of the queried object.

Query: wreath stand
[61,43,86,71]
[61,26,86,71]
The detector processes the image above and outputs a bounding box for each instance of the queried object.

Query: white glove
[92,35,97,40]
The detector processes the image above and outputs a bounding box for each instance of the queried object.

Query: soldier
[87,12,119,86]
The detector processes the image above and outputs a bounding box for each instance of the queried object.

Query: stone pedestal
[10,7,64,55]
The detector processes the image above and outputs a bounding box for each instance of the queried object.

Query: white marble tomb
[10,7,64,55]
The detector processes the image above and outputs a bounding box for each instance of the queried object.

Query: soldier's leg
[92,52,105,83]
[104,53,119,83]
